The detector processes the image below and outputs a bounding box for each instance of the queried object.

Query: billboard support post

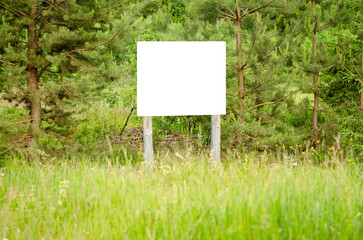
[143,116,154,170]
[210,115,221,162]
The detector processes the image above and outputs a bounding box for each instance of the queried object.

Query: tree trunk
[255,89,262,121]
[26,3,41,161]
[361,39,363,114]
[312,0,319,148]
[236,7,245,124]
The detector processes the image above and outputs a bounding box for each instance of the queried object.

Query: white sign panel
[137,41,226,116]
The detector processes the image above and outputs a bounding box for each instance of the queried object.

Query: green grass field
[1,153,362,239]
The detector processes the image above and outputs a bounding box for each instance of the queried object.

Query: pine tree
[145,0,308,149]
[0,0,143,159]
[192,0,300,124]
[291,0,351,148]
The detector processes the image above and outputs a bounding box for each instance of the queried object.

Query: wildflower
[293,163,297,166]
[175,152,184,160]
[342,159,346,163]
[350,138,353,141]
[348,159,352,162]
[1,173,4,176]
[57,200,63,206]
[317,140,320,143]
[329,147,334,150]
[301,152,305,155]
[91,168,94,171]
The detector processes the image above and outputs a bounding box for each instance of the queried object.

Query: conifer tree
[147,0,307,148]
[206,0,278,123]
[0,0,143,159]
[292,0,350,148]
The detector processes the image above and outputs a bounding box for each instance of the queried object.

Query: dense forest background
[0,0,362,162]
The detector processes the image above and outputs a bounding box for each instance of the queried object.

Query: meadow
[1,152,362,240]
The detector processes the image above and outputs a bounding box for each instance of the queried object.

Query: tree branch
[248,91,296,111]
[227,106,238,113]
[74,17,96,31]
[37,62,51,78]
[243,84,262,99]
[225,4,237,19]
[62,30,119,57]
[151,16,186,41]
[240,8,249,19]
[67,53,92,71]
[0,59,14,66]
[319,63,335,72]
[241,132,257,140]
[63,0,150,56]
[215,8,236,19]
[292,64,307,72]
[247,0,275,15]
[226,62,238,69]
[350,57,361,77]
[227,92,237,97]
[11,119,33,124]
[343,66,358,78]
[61,85,75,97]
[12,77,25,90]
[0,3,27,18]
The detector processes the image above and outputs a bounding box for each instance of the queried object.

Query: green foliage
[1,0,362,159]
[0,0,147,154]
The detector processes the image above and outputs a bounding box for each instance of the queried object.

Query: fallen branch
[167,116,177,129]
[120,105,136,137]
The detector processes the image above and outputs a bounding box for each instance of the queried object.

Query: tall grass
[1,153,362,239]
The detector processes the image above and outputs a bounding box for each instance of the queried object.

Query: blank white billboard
[137,41,226,116]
